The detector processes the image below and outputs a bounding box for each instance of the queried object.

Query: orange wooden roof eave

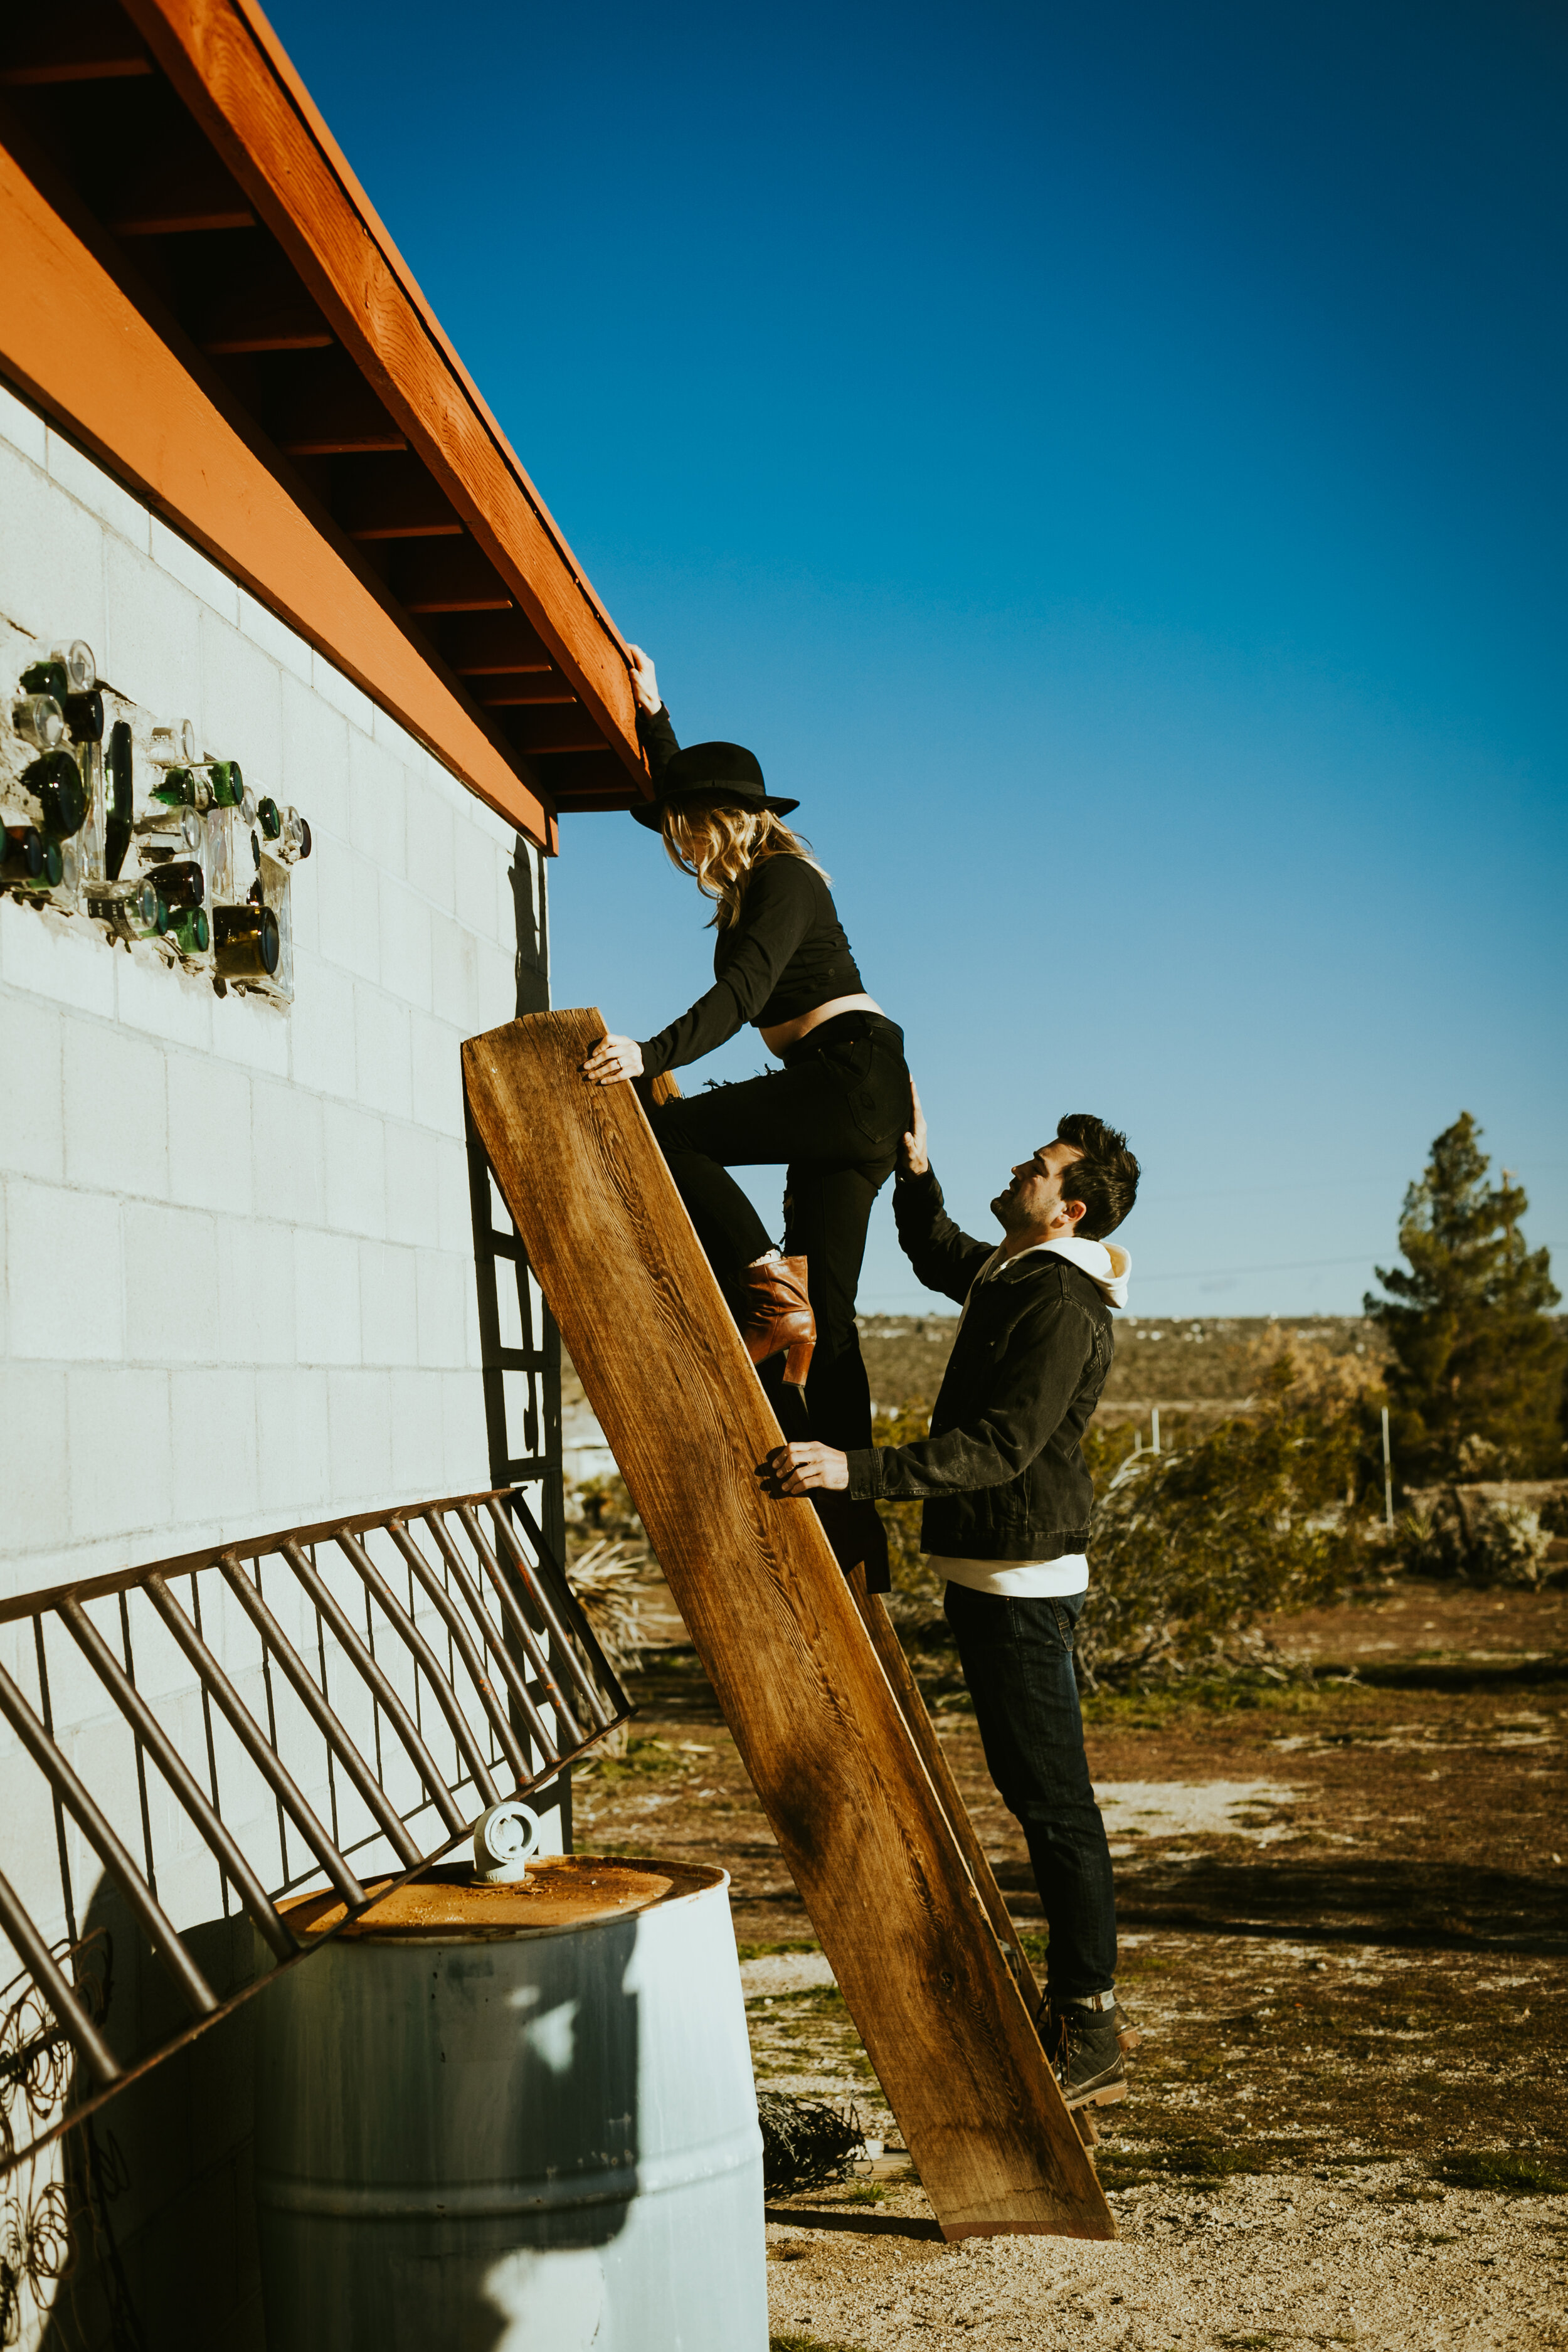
[0,142,558,855]
[124,0,652,803]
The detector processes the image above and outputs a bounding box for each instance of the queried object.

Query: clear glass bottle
[87,878,166,939]
[12,693,66,753]
[134,803,202,852]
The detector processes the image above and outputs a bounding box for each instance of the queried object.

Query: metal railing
[0,1488,631,2176]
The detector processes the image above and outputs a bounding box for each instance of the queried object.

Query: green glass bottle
[19,751,87,838]
[209,760,245,808]
[105,721,132,881]
[170,906,210,956]
[2,827,62,888]
[213,901,280,978]
[19,658,70,702]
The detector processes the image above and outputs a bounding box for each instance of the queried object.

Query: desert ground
[571,1573,1568,2351]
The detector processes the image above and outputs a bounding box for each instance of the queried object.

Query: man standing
[767,1085,1139,2110]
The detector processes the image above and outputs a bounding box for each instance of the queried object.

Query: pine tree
[1366,1113,1565,1480]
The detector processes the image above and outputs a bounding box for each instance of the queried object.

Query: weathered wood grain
[463,1010,1113,2242]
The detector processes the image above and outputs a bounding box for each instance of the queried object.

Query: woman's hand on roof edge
[627,644,660,714]
[581,1032,645,1086]
[898,1076,930,1179]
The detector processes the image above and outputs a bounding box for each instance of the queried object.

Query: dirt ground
[572,1576,1568,2350]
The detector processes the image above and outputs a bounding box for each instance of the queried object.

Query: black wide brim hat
[632,739,798,830]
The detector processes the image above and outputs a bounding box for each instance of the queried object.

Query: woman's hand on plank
[581,1033,645,1086]
[627,644,660,714]
[764,1441,849,1495]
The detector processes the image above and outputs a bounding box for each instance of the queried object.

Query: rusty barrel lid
[282,1853,728,1942]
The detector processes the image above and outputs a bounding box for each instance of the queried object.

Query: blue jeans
[943,1582,1117,2002]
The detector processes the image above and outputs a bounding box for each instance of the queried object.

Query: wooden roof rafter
[0,0,650,831]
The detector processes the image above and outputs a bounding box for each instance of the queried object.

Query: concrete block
[0,381,47,464]
[255,1367,331,1515]
[406,769,455,913]
[415,1248,467,1370]
[390,1367,447,1494]
[115,938,216,1054]
[0,987,64,1179]
[326,1369,393,1503]
[215,1216,295,1364]
[286,949,357,1103]
[347,728,408,882]
[294,1227,361,1366]
[359,1240,418,1366]
[172,1368,259,1522]
[428,908,479,1032]
[309,649,374,736]
[103,536,202,721]
[384,1120,440,1248]
[311,835,381,986]
[0,898,116,1019]
[435,1135,473,1256]
[376,874,434,1011]
[250,1079,325,1228]
[6,1176,123,1361]
[0,1365,68,1553]
[124,1200,218,1364]
[474,936,517,1028]
[0,438,109,658]
[453,817,502,944]
[238,586,312,685]
[280,669,349,840]
[207,988,289,1079]
[352,985,412,1122]
[409,1010,463,1139]
[167,1054,253,1216]
[46,428,151,549]
[67,1367,173,1542]
[442,1369,491,1491]
[150,518,240,625]
[322,1099,386,1237]
[63,1018,169,1199]
[198,607,284,789]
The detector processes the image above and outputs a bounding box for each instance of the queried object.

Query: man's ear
[1060,1194,1088,1232]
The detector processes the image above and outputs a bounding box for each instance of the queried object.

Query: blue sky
[273,0,1567,1316]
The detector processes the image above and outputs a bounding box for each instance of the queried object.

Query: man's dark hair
[1056,1113,1139,1239]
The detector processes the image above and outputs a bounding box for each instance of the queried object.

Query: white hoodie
[967,1232,1131,1311]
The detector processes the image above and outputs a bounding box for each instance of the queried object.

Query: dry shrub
[1397,1488,1558,1587]
[566,1537,649,1678]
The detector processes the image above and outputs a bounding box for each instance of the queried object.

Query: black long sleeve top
[635,704,865,1078]
[844,1168,1113,1560]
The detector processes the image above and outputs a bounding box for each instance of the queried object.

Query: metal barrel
[253,1856,766,2351]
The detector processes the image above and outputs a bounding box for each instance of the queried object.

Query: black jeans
[943,1582,1117,2002]
[646,1013,909,1451]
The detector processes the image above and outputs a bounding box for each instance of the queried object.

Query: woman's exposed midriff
[758,991,886,1056]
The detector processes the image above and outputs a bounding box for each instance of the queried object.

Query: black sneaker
[1041,2000,1128,2109]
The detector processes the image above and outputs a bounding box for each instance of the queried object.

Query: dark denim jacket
[844,1167,1113,1560]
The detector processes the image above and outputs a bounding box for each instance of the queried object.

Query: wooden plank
[462,1010,1114,2243]
[0,140,554,852]
[124,0,650,800]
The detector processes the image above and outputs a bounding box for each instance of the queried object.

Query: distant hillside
[859,1311,1390,1426]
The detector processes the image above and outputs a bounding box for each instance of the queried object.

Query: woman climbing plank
[580,645,907,1584]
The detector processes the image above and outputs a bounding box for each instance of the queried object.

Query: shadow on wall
[35,1876,263,2352]
[511,839,548,1019]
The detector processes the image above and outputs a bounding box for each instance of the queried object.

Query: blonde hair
[662,804,828,928]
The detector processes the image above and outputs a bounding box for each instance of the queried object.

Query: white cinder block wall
[0,384,555,2350]
[0,382,534,1604]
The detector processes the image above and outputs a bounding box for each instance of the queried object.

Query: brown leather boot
[739,1253,815,1387]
